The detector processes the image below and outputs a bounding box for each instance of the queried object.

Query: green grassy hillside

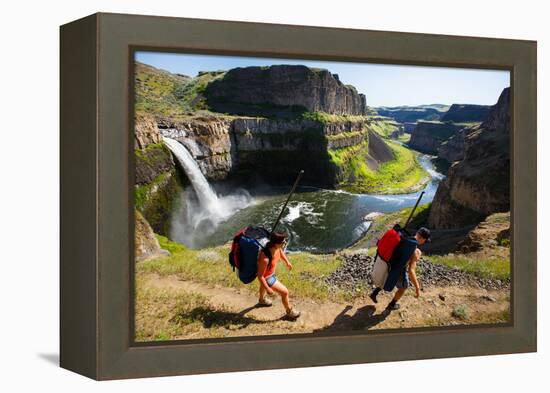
[329,136,428,194]
[135,62,226,119]
[366,116,401,138]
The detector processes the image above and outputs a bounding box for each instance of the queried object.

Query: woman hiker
[257,232,301,320]
[370,227,431,310]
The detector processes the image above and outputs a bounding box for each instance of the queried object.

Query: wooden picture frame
[60,12,537,380]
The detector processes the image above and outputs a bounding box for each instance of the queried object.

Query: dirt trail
[138,273,510,340]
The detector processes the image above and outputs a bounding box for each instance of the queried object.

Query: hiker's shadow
[315,305,390,332]
[173,303,281,330]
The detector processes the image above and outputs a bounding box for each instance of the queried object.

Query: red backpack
[376,224,406,263]
[375,191,425,263]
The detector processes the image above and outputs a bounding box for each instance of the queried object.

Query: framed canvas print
[60,13,537,380]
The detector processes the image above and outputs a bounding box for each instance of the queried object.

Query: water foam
[163,137,252,247]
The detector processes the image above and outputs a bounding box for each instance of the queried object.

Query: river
[170,154,444,252]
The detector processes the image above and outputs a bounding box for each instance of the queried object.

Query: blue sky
[136,51,510,107]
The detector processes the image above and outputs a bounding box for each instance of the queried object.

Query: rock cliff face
[158,118,236,181]
[155,115,385,188]
[135,210,169,262]
[456,212,510,254]
[403,122,417,133]
[408,121,464,154]
[375,106,446,123]
[135,114,162,149]
[134,116,184,236]
[437,125,476,164]
[232,117,369,187]
[441,104,491,123]
[135,142,175,185]
[205,65,367,117]
[428,88,510,229]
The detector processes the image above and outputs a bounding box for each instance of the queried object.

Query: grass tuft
[301,111,368,124]
[451,305,468,320]
[428,254,510,280]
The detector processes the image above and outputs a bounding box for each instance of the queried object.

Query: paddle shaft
[271,170,305,234]
[404,191,425,229]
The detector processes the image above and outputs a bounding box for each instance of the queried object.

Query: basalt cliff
[408,121,465,155]
[151,115,392,188]
[408,104,491,156]
[375,104,449,123]
[440,104,490,123]
[204,65,367,117]
[428,88,510,229]
[134,62,399,189]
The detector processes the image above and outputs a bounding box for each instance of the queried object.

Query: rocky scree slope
[325,253,509,291]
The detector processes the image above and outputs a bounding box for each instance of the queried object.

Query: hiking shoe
[386,302,400,311]
[369,292,379,304]
[286,308,301,320]
[258,297,273,307]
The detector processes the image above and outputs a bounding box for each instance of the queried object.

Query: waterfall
[162,136,252,248]
[162,137,220,211]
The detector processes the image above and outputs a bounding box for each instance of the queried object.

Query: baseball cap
[417,227,431,242]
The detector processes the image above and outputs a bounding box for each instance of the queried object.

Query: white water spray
[162,136,252,247]
[163,137,220,211]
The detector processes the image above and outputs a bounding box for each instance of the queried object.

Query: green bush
[452,305,468,320]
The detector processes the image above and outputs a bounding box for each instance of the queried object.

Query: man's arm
[408,249,422,298]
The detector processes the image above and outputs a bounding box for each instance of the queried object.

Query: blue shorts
[396,271,410,289]
[266,274,277,287]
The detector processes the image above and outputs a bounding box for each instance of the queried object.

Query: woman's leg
[259,281,266,300]
[270,281,291,312]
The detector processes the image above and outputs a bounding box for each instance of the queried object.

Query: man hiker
[257,232,301,319]
[369,227,431,311]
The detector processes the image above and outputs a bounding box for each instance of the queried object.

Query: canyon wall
[408,121,464,154]
[375,106,444,123]
[158,116,376,188]
[440,104,491,123]
[134,115,184,236]
[437,126,476,164]
[204,65,367,117]
[135,210,169,261]
[428,88,510,229]
[158,117,236,181]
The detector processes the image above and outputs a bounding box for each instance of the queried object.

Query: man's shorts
[395,271,410,289]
